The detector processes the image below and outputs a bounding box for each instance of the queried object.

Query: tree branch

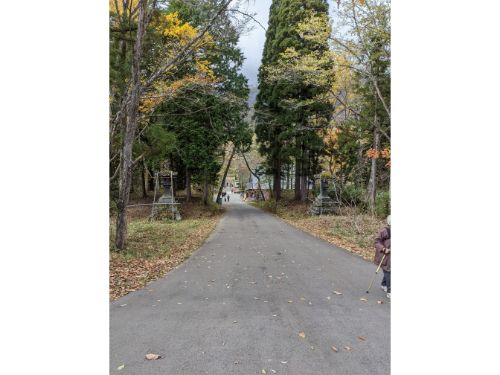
[228,8,267,31]
[330,90,390,142]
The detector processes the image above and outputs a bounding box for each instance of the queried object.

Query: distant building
[244,174,271,200]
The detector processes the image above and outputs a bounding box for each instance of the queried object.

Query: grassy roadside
[250,199,385,261]
[109,199,224,301]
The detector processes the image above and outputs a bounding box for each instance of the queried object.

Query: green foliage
[311,184,320,197]
[143,0,252,199]
[142,124,177,169]
[332,184,367,208]
[254,0,333,194]
[251,199,278,214]
[375,190,390,218]
[109,198,118,215]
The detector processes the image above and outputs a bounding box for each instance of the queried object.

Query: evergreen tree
[151,0,252,205]
[254,0,332,201]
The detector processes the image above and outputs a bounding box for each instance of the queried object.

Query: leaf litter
[110,209,223,301]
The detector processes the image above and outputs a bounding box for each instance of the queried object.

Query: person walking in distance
[374,215,391,298]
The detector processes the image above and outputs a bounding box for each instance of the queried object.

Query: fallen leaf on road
[177,302,182,305]
[331,346,338,352]
[145,353,161,360]
[261,369,267,374]
[288,300,293,303]
[357,336,366,341]
[117,364,125,370]
[298,332,306,339]
[120,304,127,307]
[344,346,351,351]
[280,361,288,364]
[377,300,383,304]
[254,297,260,300]
[333,291,343,295]
[327,296,331,300]
[233,320,238,323]
[360,298,367,302]
[300,297,305,301]
[271,370,277,374]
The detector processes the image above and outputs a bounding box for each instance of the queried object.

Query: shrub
[375,190,391,218]
[262,199,279,213]
[109,199,118,215]
[311,184,320,197]
[332,184,367,209]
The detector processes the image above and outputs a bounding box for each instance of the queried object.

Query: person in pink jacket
[374,215,391,298]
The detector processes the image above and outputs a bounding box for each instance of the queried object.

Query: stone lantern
[310,173,339,216]
[153,161,181,220]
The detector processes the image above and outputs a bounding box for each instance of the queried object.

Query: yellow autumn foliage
[110,6,217,116]
[160,12,196,40]
[156,12,213,49]
[109,0,140,17]
[324,127,341,147]
[139,73,218,115]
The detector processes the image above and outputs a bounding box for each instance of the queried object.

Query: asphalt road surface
[110,194,390,374]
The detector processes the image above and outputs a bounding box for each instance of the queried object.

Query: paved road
[110,195,390,374]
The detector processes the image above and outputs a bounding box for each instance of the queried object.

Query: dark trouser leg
[381,272,387,287]
[383,270,391,293]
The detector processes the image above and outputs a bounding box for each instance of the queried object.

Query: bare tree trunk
[141,160,147,198]
[294,158,301,200]
[202,170,209,205]
[300,148,309,202]
[115,0,148,250]
[216,147,235,204]
[367,127,380,214]
[286,165,290,190]
[185,167,191,202]
[148,166,155,191]
[300,174,307,202]
[274,158,281,201]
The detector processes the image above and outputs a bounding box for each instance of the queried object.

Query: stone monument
[310,174,339,216]
[153,161,181,220]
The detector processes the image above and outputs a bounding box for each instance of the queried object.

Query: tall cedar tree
[254,0,331,201]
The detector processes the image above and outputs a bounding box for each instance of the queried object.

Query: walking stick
[366,253,386,294]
